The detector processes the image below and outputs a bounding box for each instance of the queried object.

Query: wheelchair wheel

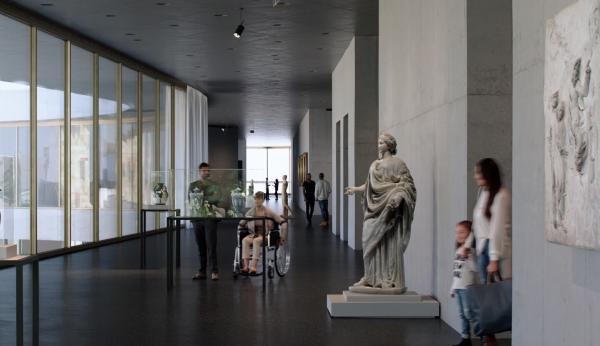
[275,242,290,277]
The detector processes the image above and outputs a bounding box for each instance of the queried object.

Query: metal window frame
[0,5,187,253]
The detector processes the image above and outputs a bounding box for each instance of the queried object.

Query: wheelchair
[232,222,290,279]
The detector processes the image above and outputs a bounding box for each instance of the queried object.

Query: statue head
[282,175,287,181]
[378,133,397,158]
[572,58,582,86]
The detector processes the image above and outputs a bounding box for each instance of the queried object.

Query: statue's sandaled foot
[352,277,371,287]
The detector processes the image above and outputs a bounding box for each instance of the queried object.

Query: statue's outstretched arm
[345,184,366,195]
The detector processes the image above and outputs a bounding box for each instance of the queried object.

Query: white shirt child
[451,248,477,291]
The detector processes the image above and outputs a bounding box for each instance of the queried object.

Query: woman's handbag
[466,272,512,336]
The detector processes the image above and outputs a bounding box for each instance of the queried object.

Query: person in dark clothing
[303,173,316,225]
[188,162,220,281]
[274,178,279,200]
[265,177,270,200]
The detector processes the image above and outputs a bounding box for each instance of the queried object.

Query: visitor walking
[265,177,270,200]
[303,173,316,225]
[451,220,477,346]
[274,178,279,200]
[188,162,220,281]
[315,172,331,228]
[470,158,512,346]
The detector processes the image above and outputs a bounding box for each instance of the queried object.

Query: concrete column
[332,36,379,250]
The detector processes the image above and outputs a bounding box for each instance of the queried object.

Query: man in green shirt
[189,162,220,281]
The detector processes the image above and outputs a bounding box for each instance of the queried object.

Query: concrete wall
[467,0,513,208]
[513,0,600,344]
[380,0,468,331]
[294,109,332,214]
[332,38,356,241]
[309,109,333,186]
[207,126,238,169]
[379,0,512,333]
[331,36,379,249]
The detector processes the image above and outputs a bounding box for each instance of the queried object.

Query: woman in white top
[471,158,512,346]
[472,158,512,282]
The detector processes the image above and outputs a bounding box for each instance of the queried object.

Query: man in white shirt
[315,172,332,228]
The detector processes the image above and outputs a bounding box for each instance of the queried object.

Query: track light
[233,8,245,39]
[233,24,245,38]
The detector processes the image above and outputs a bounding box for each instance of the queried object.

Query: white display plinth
[327,290,440,318]
[0,244,17,260]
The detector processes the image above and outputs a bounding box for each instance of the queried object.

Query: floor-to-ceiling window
[98,57,118,240]
[141,75,156,229]
[159,82,171,227]
[121,67,138,236]
[37,30,65,251]
[246,147,291,196]
[70,46,94,246]
[0,15,30,255]
[0,10,183,253]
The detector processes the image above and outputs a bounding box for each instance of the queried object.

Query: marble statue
[345,133,417,293]
[545,0,600,249]
[281,175,292,218]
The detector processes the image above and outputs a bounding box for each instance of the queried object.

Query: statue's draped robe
[361,157,416,289]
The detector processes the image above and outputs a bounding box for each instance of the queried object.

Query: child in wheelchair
[238,191,288,275]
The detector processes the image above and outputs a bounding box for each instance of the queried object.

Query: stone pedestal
[0,244,17,260]
[327,290,440,318]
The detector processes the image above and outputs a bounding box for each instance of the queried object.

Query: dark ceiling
[9,0,378,146]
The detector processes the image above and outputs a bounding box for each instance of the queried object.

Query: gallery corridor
[0,204,466,346]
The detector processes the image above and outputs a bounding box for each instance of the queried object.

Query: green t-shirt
[188,179,221,205]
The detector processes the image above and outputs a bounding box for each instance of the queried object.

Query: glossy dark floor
[0,201,493,346]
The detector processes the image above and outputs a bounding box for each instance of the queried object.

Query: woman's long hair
[476,158,502,219]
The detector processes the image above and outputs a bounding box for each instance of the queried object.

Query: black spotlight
[233,24,245,38]
[233,8,245,39]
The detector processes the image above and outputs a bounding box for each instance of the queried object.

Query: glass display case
[169,168,267,218]
[184,168,246,217]
[149,170,175,209]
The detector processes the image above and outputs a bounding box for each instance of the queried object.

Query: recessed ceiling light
[40,3,53,6]
[105,14,116,18]
[273,58,280,61]
[274,40,283,43]
[316,47,324,50]
[321,32,329,35]
[186,54,194,57]
[125,33,136,36]
[227,47,235,51]
[271,54,278,57]
[272,23,281,27]
[235,70,241,73]
[195,65,201,68]
[134,38,142,42]
[250,130,255,134]
[214,13,228,17]
[156,2,168,6]
[169,24,179,27]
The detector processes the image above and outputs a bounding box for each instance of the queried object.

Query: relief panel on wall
[544,0,600,249]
